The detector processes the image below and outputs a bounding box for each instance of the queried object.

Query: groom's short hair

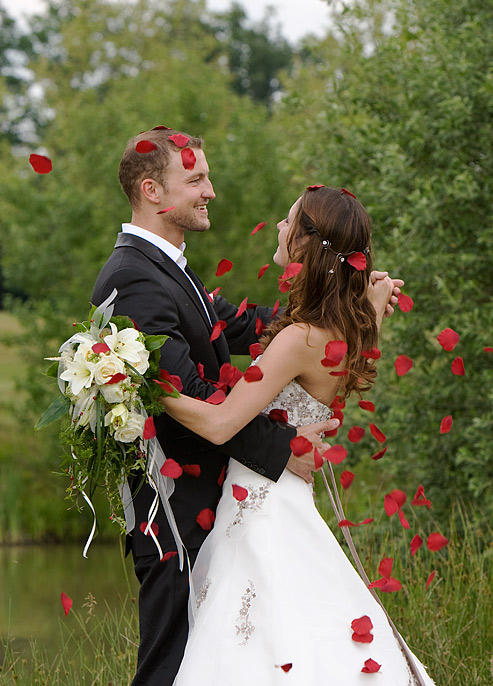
[119,128,204,208]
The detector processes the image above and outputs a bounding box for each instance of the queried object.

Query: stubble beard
[169,208,210,234]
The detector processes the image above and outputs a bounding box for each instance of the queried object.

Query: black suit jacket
[92,233,295,555]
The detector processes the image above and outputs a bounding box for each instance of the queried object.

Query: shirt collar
[121,223,187,270]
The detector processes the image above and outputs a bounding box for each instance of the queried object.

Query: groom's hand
[286,418,340,483]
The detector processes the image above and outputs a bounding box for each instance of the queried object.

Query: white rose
[113,411,145,443]
[93,353,126,386]
[100,380,128,404]
[104,324,150,373]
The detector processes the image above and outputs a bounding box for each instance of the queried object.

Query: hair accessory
[341,188,356,199]
[306,184,325,191]
[321,239,331,250]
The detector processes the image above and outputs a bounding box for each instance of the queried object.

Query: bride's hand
[370,270,404,318]
[368,274,395,327]
[286,418,340,483]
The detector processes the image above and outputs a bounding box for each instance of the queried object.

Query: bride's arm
[161,324,328,445]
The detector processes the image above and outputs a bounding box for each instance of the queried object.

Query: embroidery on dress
[235,580,256,645]
[226,484,271,537]
[196,578,211,611]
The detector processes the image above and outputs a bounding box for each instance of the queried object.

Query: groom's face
[160,149,216,234]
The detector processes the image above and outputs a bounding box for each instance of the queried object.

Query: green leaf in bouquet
[145,334,169,352]
[35,395,71,430]
[45,361,59,378]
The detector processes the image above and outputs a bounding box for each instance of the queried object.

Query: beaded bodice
[263,379,333,426]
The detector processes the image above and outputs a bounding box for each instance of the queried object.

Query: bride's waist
[225,458,313,495]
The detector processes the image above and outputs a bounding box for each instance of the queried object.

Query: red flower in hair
[341,188,356,199]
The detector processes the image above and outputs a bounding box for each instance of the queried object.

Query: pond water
[0,541,139,660]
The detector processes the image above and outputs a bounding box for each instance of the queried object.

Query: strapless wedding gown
[173,381,435,685]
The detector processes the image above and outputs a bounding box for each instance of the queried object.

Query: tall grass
[1,511,491,685]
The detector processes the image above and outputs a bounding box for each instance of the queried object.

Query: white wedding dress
[174,381,435,685]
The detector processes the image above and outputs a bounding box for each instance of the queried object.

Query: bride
[162,186,435,685]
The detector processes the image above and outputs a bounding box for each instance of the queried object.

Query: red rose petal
[217,465,226,486]
[210,320,227,342]
[205,389,227,404]
[339,517,374,528]
[313,447,324,469]
[398,509,410,529]
[257,263,270,279]
[135,140,157,153]
[390,489,406,509]
[348,426,365,443]
[484,347,493,353]
[329,370,348,376]
[331,396,346,410]
[410,534,423,557]
[182,464,201,478]
[180,147,196,170]
[235,297,248,318]
[369,423,386,443]
[341,187,356,199]
[322,340,348,367]
[161,551,178,562]
[92,342,110,354]
[397,293,414,312]
[61,592,73,616]
[160,458,183,478]
[272,299,280,318]
[437,328,460,351]
[249,343,263,360]
[361,347,381,360]
[106,372,127,385]
[139,521,159,536]
[425,571,436,589]
[340,470,355,489]
[29,153,52,174]
[307,184,324,190]
[143,416,156,440]
[255,318,266,336]
[196,508,215,530]
[210,286,222,298]
[152,125,171,130]
[251,221,266,235]
[268,408,288,424]
[439,415,453,434]
[395,354,413,376]
[370,446,387,460]
[281,262,303,280]
[411,484,433,508]
[157,206,176,215]
[290,436,313,457]
[215,259,233,277]
[451,357,465,376]
[352,632,374,643]
[379,557,394,578]
[384,494,399,517]
[347,252,367,271]
[427,533,449,551]
[232,484,248,501]
[218,362,243,388]
[358,400,375,412]
[244,366,263,383]
[361,658,381,673]
[278,277,292,293]
[169,133,189,147]
[160,369,183,392]
[324,444,347,465]
[351,615,373,635]
[279,663,293,672]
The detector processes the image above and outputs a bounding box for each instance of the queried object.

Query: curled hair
[261,187,378,398]
[118,128,203,207]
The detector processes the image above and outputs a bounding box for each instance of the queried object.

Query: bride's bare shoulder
[273,323,341,356]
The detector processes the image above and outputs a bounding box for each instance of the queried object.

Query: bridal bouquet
[36,290,180,553]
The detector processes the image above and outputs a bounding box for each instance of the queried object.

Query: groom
[92,127,337,686]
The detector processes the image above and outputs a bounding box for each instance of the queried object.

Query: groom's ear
[140,178,162,205]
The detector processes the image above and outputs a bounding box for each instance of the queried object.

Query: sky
[6,0,331,42]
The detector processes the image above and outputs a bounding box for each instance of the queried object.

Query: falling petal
[281,262,303,280]
[338,517,374,528]
[139,521,159,536]
[182,464,201,478]
[390,489,406,508]
[370,446,387,460]
[329,370,348,376]
[425,571,436,589]
[290,436,313,457]
[29,153,52,174]
[340,470,355,489]
[244,366,263,382]
[205,389,226,404]
[61,592,73,616]
[160,458,183,478]
[255,318,266,336]
[322,340,348,367]
[92,342,110,354]
[410,534,423,556]
[398,509,410,529]
[235,297,248,318]
[215,259,233,277]
[361,347,381,360]
[160,369,183,392]
[437,328,460,351]
[268,409,288,423]
[196,508,215,530]
[210,320,227,342]
[347,252,367,270]
[272,299,280,317]
[369,423,386,443]
[439,415,453,434]
[161,551,178,562]
[384,495,399,517]
[232,484,248,501]
[181,148,196,170]
[427,533,449,551]
[143,417,156,440]
[106,373,127,385]
[348,426,365,443]
[217,465,226,486]
[358,400,375,412]
[451,357,465,376]
[411,484,433,508]
[169,133,189,147]
[484,347,493,353]
[257,263,270,279]
[379,557,394,578]
[135,140,157,153]
[323,444,347,465]
[313,448,324,469]
[251,221,267,235]
[278,663,293,672]
[249,343,263,360]
[210,287,222,298]
[395,354,413,376]
[397,293,414,312]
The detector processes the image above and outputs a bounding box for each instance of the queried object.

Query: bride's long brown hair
[261,187,378,398]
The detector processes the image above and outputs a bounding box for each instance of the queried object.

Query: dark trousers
[131,547,200,686]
